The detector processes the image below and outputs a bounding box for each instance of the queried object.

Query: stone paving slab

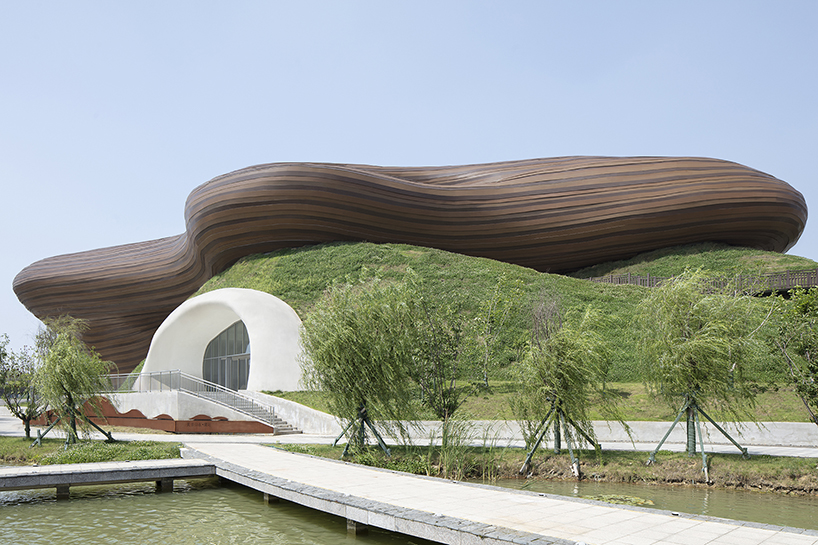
[183,442,818,545]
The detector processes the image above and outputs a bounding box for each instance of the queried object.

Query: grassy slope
[197,241,804,384]
[572,242,817,278]
[196,242,649,381]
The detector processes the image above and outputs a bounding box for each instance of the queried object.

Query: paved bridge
[2,443,816,544]
[182,442,818,545]
[0,458,215,499]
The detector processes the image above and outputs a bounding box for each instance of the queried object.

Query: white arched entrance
[142,288,303,391]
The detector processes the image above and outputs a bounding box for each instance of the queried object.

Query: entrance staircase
[108,370,301,435]
[196,390,299,434]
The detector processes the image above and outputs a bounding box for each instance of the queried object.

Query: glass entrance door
[203,321,250,390]
[222,355,250,391]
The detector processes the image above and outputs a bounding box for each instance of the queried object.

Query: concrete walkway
[0,458,214,495]
[184,442,818,545]
[3,406,818,458]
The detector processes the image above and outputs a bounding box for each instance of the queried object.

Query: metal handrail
[106,370,278,426]
[587,267,818,292]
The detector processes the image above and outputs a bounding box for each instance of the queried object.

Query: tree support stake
[648,397,691,464]
[519,406,556,475]
[648,395,749,469]
[31,416,61,448]
[519,405,598,476]
[82,415,115,442]
[334,405,391,457]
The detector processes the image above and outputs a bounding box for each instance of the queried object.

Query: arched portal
[142,288,303,391]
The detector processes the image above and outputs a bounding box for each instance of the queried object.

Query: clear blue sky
[2,2,816,351]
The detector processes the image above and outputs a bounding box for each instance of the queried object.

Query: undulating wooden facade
[13,156,807,372]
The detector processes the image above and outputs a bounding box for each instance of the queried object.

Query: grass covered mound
[572,242,817,279]
[197,241,649,380]
[198,241,794,383]
[0,436,181,466]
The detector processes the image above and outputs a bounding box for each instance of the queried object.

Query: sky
[1,1,816,352]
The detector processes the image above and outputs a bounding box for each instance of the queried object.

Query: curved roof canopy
[14,156,807,372]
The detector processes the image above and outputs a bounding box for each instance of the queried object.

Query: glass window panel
[202,320,250,390]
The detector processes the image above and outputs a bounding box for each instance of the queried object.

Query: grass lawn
[0,436,181,466]
[271,381,815,423]
[271,442,818,495]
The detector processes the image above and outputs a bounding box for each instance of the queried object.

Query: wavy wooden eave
[13,156,807,373]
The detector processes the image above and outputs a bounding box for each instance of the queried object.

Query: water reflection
[0,478,435,545]
[700,487,710,516]
[489,478,818,530]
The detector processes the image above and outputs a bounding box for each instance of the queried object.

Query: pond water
[489,478,818,530]
[0,478,435,545]
[3,474,817,544]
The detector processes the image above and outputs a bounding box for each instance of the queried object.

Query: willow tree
[636,269,769,464]
[514,297,621,476]
[0,339,43,439]
[300,278,421,455]
[774,287,818,426]
[34,316,113,445]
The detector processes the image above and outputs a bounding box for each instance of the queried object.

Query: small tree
[300,278,421,455]
[412,296,473,421]
[636,269,769,464]
[514,296,620,476]
[0,338,43,439]
[34,316,113,445]
[774,287,818,426]
[473,275,523,389]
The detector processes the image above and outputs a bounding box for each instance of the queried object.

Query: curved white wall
[142,288,303,391]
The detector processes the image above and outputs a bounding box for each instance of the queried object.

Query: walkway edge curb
[182,447,573,544]
[182,445,818,545]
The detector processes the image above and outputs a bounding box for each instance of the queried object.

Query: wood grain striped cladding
[13,156,807,373]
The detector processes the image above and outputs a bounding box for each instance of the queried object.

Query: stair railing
[106,370,280,427]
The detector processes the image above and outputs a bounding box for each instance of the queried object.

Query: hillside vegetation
[572,242,817,279]
[196,241,803,384]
